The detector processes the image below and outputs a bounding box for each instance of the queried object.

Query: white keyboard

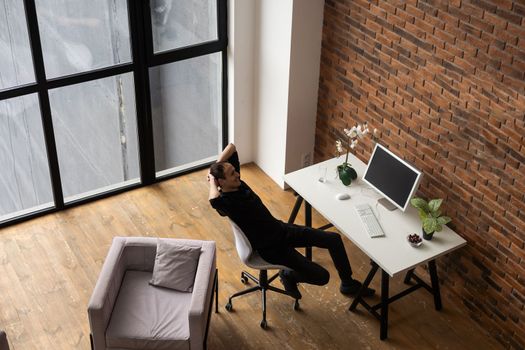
[355,203,385,238]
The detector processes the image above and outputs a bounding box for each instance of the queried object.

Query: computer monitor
[362,143,422,212]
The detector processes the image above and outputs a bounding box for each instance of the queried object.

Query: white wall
[229,0,325,188]
[252,0,294,187]
[227,0,256,164]
[285,0,325,175]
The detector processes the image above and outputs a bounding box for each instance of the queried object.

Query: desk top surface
[283,154,467,277]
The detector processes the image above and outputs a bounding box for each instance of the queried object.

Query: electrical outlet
[301,152,312,167]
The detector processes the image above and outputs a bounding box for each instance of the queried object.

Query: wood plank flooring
[0,163,502,349]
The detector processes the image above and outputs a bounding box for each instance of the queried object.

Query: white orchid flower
[356,124,365,139]
[350,139,358,149]
[336,140,344,153]
[373,128,379,137]
[345,126,358,138]
[344,127,358,138]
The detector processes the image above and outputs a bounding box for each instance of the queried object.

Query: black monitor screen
[363,144,421,211]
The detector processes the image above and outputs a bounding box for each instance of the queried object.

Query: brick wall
[314,0,525,348]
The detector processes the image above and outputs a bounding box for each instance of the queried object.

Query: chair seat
[245,251,289,271]
[106,271,192,350]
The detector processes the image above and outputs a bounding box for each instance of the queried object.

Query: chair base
[225,269,299,329]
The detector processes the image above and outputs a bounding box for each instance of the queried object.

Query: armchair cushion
[106,270,192,350]
[149,240,201,292]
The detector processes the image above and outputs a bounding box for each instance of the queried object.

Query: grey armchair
[88,237,218,350]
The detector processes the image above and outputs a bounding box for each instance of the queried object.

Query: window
[151,53,222,176]
[0,0,227,226]
[0,94,53,222]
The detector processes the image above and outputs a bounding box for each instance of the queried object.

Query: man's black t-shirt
[209,152,285,250]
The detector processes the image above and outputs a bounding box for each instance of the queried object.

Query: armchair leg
[90,333,94,350]
[215,269,219,313]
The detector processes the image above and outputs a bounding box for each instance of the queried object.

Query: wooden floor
[0,163,502,350]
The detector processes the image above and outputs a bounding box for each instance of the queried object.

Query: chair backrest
[228,219,254,265]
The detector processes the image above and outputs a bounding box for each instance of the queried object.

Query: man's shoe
[340,279,375,297]
[279,270,302,300]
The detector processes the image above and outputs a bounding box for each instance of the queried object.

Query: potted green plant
[409,197,452,240]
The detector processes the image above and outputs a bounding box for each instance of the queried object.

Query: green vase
[337,163,357,186]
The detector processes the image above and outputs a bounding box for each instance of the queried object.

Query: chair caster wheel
[260,319,267,329]
[293,299,300,310]
[225,302,233,312]
[240,276,248,284]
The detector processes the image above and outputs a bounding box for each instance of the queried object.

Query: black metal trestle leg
[287,196,304,224]
[403,268,415,284]
[428,260,442,310]
[305,202,312,260]
[380,270,389,340]
[349,261,379,311]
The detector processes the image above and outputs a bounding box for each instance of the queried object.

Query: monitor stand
[378,198,397,211]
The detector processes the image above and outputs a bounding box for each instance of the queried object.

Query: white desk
[283,153,466,340]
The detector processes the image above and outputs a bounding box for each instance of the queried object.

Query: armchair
[88,237,218,350]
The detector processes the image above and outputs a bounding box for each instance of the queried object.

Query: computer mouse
[336,193,351,200]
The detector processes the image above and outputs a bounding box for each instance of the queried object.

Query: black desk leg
[349,260,378,311]
[380,270,390,340]
[305,202,312,260]
[428,260,442,310]
[403,268,415,284]
[287,196,304,224]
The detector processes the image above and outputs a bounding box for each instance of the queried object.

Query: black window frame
[0,0,228,228]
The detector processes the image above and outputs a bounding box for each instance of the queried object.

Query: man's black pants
[258,223,353,285]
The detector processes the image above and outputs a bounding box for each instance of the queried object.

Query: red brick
[461,2,485,19]
[376,1,398,15]
[405,3,425,19]
[434,27,457,44]
[483,10,509,29]
[488,44,514,65]
[494,27,520,46]
[395,7,416,24]
[468,16,495,33]
[454,56,477,74]
[465,33,489,52]
[369,3,388,18]
[491,0,513,10]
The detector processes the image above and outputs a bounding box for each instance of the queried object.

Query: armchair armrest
[87,237,128,350]
[188,241,217,350]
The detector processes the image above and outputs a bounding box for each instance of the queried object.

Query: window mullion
[129,0,156,184]
[23,0,64,208]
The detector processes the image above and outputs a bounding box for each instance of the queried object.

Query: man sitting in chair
[207,143,374,299]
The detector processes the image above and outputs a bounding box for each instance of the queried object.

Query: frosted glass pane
[151,0,217,53]
[0,94,53,221]
[0,0,35,90]
[49,73,140,202]
[150,53,222,174]
[35,0,131,78]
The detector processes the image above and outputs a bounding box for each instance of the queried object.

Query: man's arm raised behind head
[217,143,236,163]
[207,143,237,201]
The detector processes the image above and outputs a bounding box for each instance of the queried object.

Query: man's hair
[210,162,227,180]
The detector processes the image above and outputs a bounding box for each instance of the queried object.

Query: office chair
[225,220,300,329]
